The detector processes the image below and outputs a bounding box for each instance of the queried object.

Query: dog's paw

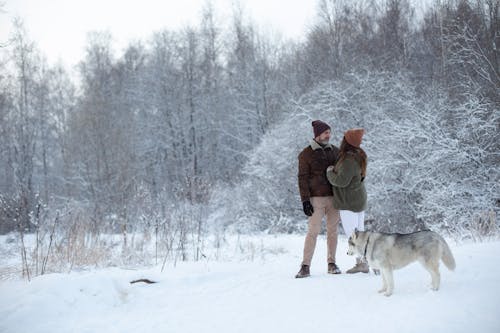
[384,291,393,297]
[378,288,386,293]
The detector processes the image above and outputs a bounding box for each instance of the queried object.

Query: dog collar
[363,235,371,260]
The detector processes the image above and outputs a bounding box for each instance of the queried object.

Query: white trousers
[340,210,365,238]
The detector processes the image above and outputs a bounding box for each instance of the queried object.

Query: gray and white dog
[347,229,456,296]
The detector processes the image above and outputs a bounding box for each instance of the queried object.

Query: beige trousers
[302,196,340,266]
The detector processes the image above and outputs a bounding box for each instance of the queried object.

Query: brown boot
[328,263,341,274]
[295,264,310,278]
[346,257,369,274]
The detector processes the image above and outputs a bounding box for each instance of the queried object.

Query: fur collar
[310,140,333,151]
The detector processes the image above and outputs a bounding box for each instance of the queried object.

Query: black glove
[302,200,314,217]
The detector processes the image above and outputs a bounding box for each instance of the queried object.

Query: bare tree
[10,18,39,230]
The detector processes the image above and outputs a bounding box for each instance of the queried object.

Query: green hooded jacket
[326,153,367,212]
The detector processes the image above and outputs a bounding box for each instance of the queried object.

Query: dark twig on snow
[130,278,157,284]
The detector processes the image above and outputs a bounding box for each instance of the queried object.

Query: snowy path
[1,236,499,333]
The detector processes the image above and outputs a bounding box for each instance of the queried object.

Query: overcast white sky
[0,0,317,67]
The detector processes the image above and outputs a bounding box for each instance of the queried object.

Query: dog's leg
[378,270,387,294]
[381,268,394,296]
[422,259,440,291]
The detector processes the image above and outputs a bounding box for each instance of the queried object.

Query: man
[296,120,341,278]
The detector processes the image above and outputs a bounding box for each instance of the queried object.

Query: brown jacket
[298,140,339,202]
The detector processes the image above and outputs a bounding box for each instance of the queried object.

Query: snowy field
[1,234,499,333]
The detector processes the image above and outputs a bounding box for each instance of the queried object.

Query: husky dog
[347,229,456,296]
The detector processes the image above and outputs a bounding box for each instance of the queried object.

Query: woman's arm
[326,158,356,188]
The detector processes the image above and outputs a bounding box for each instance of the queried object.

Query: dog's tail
[440,237,456,271]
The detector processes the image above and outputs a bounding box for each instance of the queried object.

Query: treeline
[0,0,498,235]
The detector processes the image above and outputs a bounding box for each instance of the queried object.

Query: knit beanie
[312,120,331,138]
[344,128,365,148]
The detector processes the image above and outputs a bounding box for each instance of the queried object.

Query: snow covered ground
[1,234,499,333]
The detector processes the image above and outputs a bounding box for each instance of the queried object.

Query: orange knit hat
[344,128,365,148]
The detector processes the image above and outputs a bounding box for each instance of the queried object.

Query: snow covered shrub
[0,195,20,234]
[208,70,499,236]
[468,210,497,241]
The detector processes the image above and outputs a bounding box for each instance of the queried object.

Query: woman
[326,128,368,274]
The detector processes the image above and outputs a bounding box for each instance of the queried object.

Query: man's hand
[302,200,314,217]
